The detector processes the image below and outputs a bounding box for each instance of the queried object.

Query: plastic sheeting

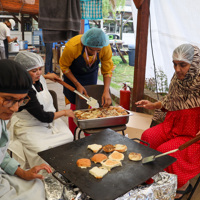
[131,0,200,91]
[116,172,177,200]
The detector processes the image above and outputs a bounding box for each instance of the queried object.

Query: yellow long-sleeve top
[59,35,113,77]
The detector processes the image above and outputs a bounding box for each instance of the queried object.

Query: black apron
[63,46,100,104]
[3,39,8,59]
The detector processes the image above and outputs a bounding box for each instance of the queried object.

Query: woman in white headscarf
[8,51,74,169]
[136,44,200,200]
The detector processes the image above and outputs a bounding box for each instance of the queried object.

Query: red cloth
[69,104,76,134]
[68,104,90,136]
[141,107,200,188]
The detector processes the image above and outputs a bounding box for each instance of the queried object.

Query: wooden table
[53,44,65,78]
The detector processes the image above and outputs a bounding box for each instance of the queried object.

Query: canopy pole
[80,19,85,34]
[21,13,24,40]
[131,0,150,111]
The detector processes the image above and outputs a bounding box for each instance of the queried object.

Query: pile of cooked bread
[76,144,142,179]
[74,106,128,120]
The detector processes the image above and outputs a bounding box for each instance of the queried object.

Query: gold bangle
[158,102,162,109]
[155,102,162,109]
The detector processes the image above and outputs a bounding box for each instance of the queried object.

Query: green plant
[145,78,156,92]
[112,55,127,65]
[98,56,134,91]
[156,69,169,93]
[145,68,169,94]
[102,0,126,19]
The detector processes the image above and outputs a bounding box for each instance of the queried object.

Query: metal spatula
[57,80,99,108]
[142,133,200,164]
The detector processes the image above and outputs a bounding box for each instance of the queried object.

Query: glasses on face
[2,96,30,108]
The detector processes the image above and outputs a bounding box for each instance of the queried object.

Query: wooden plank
[0,0,39,15]
[11,13,21,23]
[31,15,38,22]
[79,19,85,34]
[133,0,145,9]
[131,0,150,111]
[21,14,24,40]
[115,43,127,63]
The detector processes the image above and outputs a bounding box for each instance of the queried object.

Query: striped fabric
[153,45,200,121]
[80,0,102,20]
[161,45,200,111]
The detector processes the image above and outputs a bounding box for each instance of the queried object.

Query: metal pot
[18,40,28,50]
[8,42,19,52]
[19,40,24,50]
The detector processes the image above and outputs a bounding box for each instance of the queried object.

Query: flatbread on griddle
[103,144,115,153]
[128,152,142,161]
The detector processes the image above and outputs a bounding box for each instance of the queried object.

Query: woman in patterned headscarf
[136,44,200,199]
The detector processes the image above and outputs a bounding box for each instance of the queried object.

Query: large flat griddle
[38,129,176,200]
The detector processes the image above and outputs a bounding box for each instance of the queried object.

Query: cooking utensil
[38,129,176,200]
[74,108,132,129]
[57,79,99,108]
[142,133,200,164]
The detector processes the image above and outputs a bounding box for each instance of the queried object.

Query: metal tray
[73,109,132,129]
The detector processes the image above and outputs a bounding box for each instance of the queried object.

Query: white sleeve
[5,27,10,37]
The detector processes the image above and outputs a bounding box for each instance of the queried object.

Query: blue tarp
[84,19,90,33]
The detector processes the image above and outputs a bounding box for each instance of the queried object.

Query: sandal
[175,184,193,200]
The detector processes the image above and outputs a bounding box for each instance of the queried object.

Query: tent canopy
[0,0,39,15]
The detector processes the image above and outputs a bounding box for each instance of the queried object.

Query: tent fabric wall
[131,0,200,92]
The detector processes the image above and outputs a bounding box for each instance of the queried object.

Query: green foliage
[145,68,169,94]
[98,56,134,90]
[102,0,126,19]
[112,55,127,65]
[98,56,169,96]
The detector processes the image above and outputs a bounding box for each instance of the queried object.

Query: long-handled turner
[57,80,99,108]
[142,133,200,164]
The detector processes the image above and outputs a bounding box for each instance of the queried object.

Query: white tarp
[131,0,200,92]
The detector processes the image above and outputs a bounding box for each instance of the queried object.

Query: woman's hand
[196,131,200,136]
[102,91,112,107]
[15,163,52,181]
[65,109,75,118]
[44,73,62,82]
[135,100,161,110]
[54,109,75,119]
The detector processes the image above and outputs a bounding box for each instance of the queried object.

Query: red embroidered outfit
[142,44,200,188]
[142,107,200,188]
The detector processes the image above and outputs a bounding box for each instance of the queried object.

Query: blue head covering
[81,27,109,48]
